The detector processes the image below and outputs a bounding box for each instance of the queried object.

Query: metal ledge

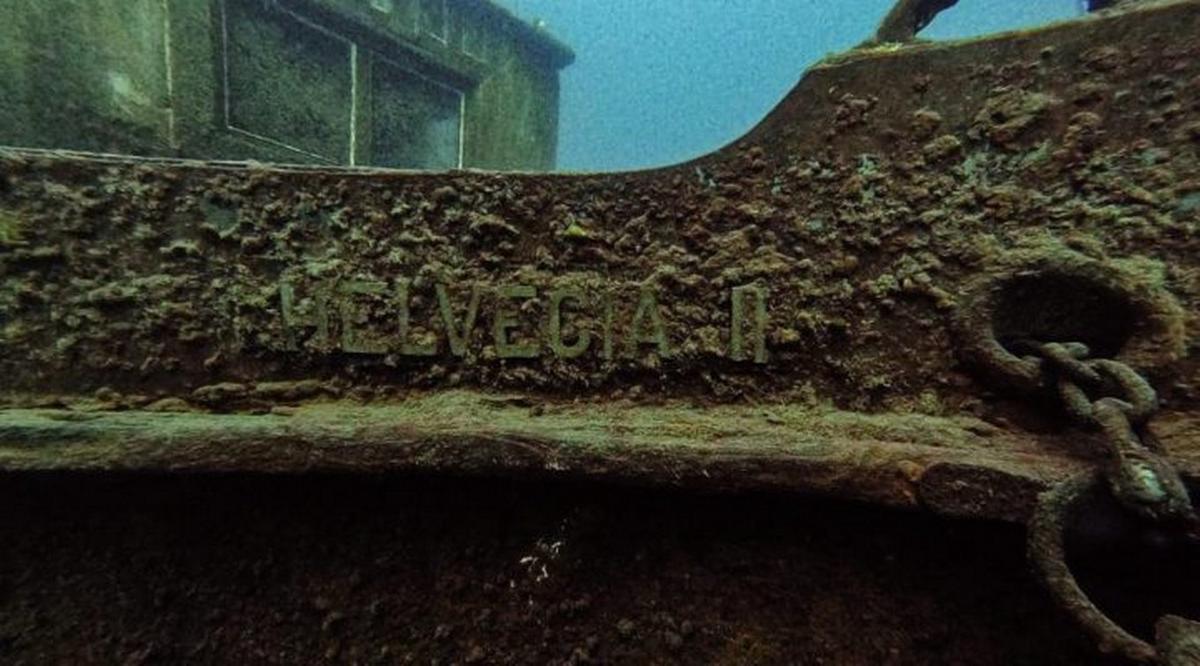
[7,393,1197,523]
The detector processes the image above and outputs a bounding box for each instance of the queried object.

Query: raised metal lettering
[548,287,590,359]
[493,285,540,359]
[601,291,615,361]
[279,281,331,351]
[397,280,437,356]
[629,288,669,357]
[436,283,482,357]
[731,284,768,364]
[339,280,388,355]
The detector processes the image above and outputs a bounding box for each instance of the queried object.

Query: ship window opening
[459,13,485,60]
[370,56,465,170]
[419,0,449,43]
[220,0,467,169]
[221,0,355,164]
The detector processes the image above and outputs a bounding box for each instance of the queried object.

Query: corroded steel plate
[2,0,1200,523]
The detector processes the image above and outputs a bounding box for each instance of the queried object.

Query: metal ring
[952,254,1187,398]
[1028,474,1164,663]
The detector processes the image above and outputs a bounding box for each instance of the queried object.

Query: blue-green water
[497,0,1084,170]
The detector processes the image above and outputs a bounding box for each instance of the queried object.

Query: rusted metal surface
[1031,473,1200,664]
[0,473,1119,665]
[1157,616,1200,665]
[1031,475,1163,662]
[2,1,1200,526]
[0,397,1091,523]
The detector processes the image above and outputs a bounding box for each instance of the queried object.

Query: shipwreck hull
[2,1,1200,662]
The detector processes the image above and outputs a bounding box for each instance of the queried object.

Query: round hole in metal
[990,271,1141,358]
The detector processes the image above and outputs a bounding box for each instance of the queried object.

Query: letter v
[436,284,482,357]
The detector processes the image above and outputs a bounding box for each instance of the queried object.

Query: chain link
[1009,338,1200,664]
[1014,339,1197,527]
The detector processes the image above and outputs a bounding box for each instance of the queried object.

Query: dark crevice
[991,272,1140,359]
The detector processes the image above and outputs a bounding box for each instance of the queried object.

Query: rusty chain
[1002,339,1200,664]
[1011,339,1196,526]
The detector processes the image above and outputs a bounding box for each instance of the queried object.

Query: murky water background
[0,0,1087,171]
[495,0,1084,170]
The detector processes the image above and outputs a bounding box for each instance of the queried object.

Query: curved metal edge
[952,250,1188,397]
[1027,474,1159,663]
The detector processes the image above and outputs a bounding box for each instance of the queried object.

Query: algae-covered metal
[2,1,1200,661]
[3,0,1199,504]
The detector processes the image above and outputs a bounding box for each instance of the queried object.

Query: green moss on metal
[0,210,24,245]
